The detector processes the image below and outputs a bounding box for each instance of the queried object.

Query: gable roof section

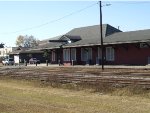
[105,24,122,36]
[60,35,81,42]
[65,24,121,40]
[32,24,122,49]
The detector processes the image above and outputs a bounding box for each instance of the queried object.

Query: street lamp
[99,1,111,70]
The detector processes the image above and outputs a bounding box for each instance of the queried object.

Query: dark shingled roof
[104,29,150,44]
[24,24,150,52]
[39,36,62,44]
[65,24,121,39]
[9,47,30,55]
[63,24,150,47]
[32,24,121,49]
[33,35,63,50]
[63,24,122,47]
[60,35,81,42]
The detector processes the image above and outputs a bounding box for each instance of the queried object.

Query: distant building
[0,47,18,58]
[9,46,44,63]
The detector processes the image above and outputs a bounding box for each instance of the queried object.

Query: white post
[72,60,74,66]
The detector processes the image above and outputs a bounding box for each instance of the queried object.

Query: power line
[112,1,150,5]
[1,2,97,35]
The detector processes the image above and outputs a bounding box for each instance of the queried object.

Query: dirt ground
[0,66,150,88]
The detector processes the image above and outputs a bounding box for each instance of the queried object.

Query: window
[98,47,102,59]
[106,47,115,61]
[71,48,76,61]
[63,49,70,61]
[52,51,56,61]
[81,48,92,61]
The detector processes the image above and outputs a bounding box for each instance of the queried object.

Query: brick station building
[15,24,150,66]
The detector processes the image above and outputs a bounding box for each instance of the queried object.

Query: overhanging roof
[63,26,150,48]
[12,24,150,53]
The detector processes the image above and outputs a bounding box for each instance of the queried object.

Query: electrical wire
[1,2,98,35]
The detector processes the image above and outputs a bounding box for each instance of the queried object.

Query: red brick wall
[50,43,150,66]
[115,44,150,65]
[91,46,97,65]
[76,47,82,64]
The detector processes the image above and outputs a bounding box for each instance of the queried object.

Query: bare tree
[16,35,24,47]
[16,35,39,47]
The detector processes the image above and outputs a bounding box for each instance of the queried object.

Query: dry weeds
[0,77,150,113]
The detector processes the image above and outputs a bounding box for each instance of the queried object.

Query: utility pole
[99,1,104,70]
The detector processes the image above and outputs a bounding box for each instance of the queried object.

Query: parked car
[29,58,40,64]
[2,58,14,65]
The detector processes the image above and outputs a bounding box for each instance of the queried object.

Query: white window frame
[106,47,115,61]
[52,51,56,61]
[63,49,70,61]
[71,48,76,61]
[81,48,92,61]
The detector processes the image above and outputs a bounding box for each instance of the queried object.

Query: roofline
[62,40,150,48]
[9,40,150,53]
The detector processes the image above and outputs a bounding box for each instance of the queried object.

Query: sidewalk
[26,63,150,69]
[2,62,150,69]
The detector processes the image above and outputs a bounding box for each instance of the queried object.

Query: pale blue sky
[0,1,150,47]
